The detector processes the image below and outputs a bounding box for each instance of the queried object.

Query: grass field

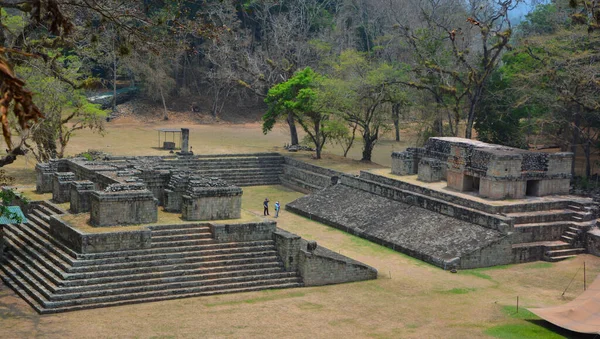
[1,118,598,338]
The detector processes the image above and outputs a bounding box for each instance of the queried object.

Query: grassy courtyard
[0,120,598,338]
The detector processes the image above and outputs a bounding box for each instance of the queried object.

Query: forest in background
[0,0,599,177]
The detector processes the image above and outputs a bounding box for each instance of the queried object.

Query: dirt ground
[1,116,599,338]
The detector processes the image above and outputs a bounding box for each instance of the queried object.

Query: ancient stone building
[0,154,376,314]
[392,137,572,199]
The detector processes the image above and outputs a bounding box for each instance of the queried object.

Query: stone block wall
[547,153,572,176]
[479,178,526,200]
[459,236,513,269]
[486,154,522,179]
[273,229,301,272]
[181,178,243,221]
[586,229,600,257]
[391,151,418,175]
[70,180,95,213]
[36,161,59,193]
[211,221,276,242]
[89,185,157,226]
[417,158,443,182]
[181,194,242,221]
[49,215,151,253]
[297,245,378,286]
[52,172,76,203]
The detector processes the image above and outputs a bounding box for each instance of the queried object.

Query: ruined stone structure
[0,153,376,313]
[392,137,572,199]
[283,143,600,269]
[181,177,242,221]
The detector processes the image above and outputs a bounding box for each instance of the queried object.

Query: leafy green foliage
[263,67,331,158]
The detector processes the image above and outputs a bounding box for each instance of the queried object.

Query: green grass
[437,287,477,295]
[460,265,512,281]
[485,324,565,339]
[484,305,565,339]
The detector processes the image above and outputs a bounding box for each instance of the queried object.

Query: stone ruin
[0,153,377,313]
[392,137,572,199]
[36,157,245,226]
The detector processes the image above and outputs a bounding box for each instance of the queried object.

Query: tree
[16,59,106,161]
[263,67,332,159]
[399,0,519,139]
[322,50,405,161]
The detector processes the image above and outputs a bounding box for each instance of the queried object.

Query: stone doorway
[526,180,541,196]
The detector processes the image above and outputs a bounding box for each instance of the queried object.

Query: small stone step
[151,238,214,248]
[560,235,574,243]
[151,233,212,243]
[546,248,586,257]
[546,254,578,262]
[150,227,211,237]
[39,281,303,314]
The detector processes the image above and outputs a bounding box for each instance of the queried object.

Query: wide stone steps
[66,249,280,274]
[51,272,300,301]
[505,209,590,225]
[151,238,214,248]
[150,226,211,236]
[151,233,213,243]
[188,167,284,175]
[77,239,276,260]
[1,265,301,314]
[2,259,301,311]
[1,197,303,313]
[280,176,323,193]
[6,221,78,266]
[58,262,285,287]
[71,244,277,268]
[51,266,288,294]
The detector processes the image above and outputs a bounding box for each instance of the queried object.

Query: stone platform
[0,200,376,313]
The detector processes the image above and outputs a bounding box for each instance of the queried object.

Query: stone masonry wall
[52,172,76,203]
[273,229,301,272]
[181,195,242,220]
[211,221,276,243]
[89,185,157,226]
[69,180,95,213]
[49,215,151,253]
[298,246,378,286]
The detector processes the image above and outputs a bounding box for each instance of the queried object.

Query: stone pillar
[391,150,418,175]
[181,128,189,153]
[89,183,158,226]
[36,161,58,193]
[163,174,192,212]
[70,180,95,213]
[181,178,243,221]
[52,172,76,203]
[417,158,443,182]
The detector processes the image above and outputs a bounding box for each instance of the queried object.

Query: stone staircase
[0,203,303,314]
[160,154,284,187]
[507,204,595,262]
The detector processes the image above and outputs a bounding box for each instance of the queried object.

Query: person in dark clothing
[263,198,270,216]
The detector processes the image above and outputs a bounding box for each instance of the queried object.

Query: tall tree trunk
[160,87,168,120]
[571,111,581,178]
[361,128,375,162]
[392,103,400,142]
[112,38,117,113]
[585,138,591,178]
[287,112,299,145]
